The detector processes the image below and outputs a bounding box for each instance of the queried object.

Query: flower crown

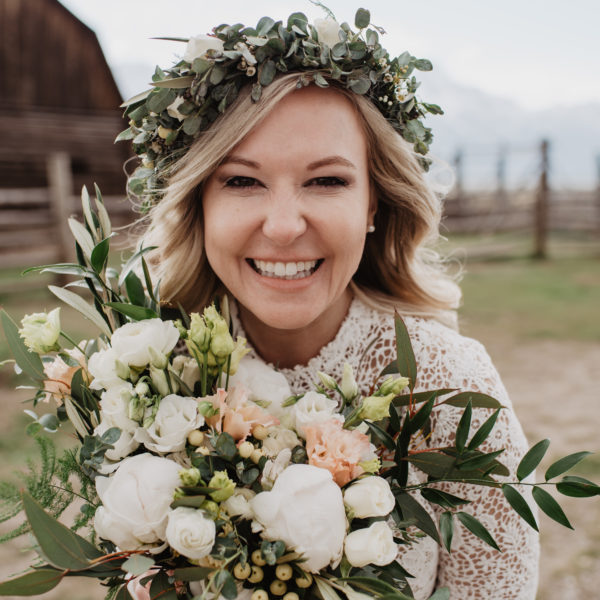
[118,7,443,210]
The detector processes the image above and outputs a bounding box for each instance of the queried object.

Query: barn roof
[0,0,122,111]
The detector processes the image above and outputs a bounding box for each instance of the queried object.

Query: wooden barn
[0,0,133,269]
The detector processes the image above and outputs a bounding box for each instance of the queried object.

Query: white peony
[250,464,346,572]
[314,18,342,48]
[344,521,398,567]
[222,488,256,520]
[261,448,292,490]
[110,319,179,369]
[262,426,301,458]
[134,394,204,453]
[99,384,138,432]
[165,507,216,560]
[184,34,224,63]
[94,419,139,463]
[94,454,181,551]
[228,358,292,420]
[344,476,396,518]
[88,347,124,390]
[292,391,342,438]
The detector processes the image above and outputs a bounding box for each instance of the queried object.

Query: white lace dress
[231,297,540,600]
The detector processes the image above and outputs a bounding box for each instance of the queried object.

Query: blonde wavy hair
[137,72,461,327]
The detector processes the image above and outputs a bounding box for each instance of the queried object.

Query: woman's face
[202,86,374,332]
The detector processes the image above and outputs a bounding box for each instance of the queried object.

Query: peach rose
[205,387,279,441]
[42,348,85,403]
[304,419,376,487]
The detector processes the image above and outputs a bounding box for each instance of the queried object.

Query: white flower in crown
[314,18,343,48]
[184,34,225,63]
[167,95,187,120]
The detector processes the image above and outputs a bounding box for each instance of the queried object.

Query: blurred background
[0,1,598,598]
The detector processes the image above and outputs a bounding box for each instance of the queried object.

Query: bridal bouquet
[1,188,598,600]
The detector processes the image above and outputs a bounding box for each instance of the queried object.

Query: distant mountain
[113,63,600,190]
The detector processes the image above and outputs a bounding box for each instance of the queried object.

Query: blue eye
[309,177,347,187]
[225,176,259,187]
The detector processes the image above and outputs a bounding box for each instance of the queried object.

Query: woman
[126,11,539,599]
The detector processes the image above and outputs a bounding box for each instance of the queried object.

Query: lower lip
[245,261,323,290]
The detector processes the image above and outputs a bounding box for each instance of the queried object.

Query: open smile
[247,258,324,280]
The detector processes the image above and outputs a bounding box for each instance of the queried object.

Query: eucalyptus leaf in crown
[117,7,443,210]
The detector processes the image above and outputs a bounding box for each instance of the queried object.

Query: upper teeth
[253,260,318,278]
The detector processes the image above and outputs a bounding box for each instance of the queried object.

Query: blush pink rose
[304,419,375,487]
[205,387,279,441]
[42,349,85,403]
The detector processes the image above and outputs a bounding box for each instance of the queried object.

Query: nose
[261,188,307,246]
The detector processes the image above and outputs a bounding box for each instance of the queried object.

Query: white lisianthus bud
[148,346,168,369]
[379,375,410,396]
[228,337,250,375]
[344,476,395,518]
[172,355,200,391]
[115,359,131,381]
[19,308,61,354]
[344,521,398,567]
[149,364,170,396]
[340,362,359,400]
[134,381,150,398]
[165,507,216,560]
[317,371,337,390]
[184,34,225,63]
[314,18,342,48]
[359,394,395,422]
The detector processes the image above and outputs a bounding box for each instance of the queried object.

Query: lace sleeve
[414,330,540,600]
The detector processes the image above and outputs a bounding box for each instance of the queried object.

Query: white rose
[222,488,256,520]
[19,308,61,354]
[94,419,139,462]
[228,358,292,420]
[344,476,395,518]
[314,18,342,48]
[88,347,124,390]
[94,454,181,551]
[110,319,179,368]
[134,394,204,453]
[344,521,398,567]
[184,34,224,63]
[99,384,138,433]
[165,507,215,560]
[292,391,342,438]
[250,464,346,572]
[262,426,300,458]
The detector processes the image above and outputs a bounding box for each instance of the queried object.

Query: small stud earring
[367,224,375,233]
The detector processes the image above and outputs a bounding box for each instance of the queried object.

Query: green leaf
[421,488,469,510]
[393,313,417,391]
[406,452,455,479]
[365,420,395,451]
[0,310,45,380]
[467,409,501,451]
[408,395,435,434]
[414,58,433,71]
[259,60,277,86]
[531,486,572,529]
[314,72,329,88]
[501,485,538,531]
[257,16,276,36]
[456,511,500,551]
[173,566,214,581]
[152,76,195,89]
[93,184,112,238]
[48,286,112,337]
[393,389,456,407]
[517,439,550,481]
[214,570,237,600]
[0,568,63,595]
[545,451,593,481]
[125,271,146,306]
[394,492,440,543]
[354,8,371,29]
[117,246,158,288]
[556,475,600,497]
[456,449,505,472]
[439,511,453,553]
[338,577,409,598]
[121,555,155,576]
[455,400,472,453]
[215,432,237,459]
[90,237,111,273]
[443,392,503,409]
[104,302,158,321]
[22,492,103,570]
[147,88,177,113]
[170,495,206,509]
[68,218,95,259]
[348,78,371,95]
[115,127,135,142]
[183,115,202,135]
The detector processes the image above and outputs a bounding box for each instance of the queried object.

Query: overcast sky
[59,0,600,110]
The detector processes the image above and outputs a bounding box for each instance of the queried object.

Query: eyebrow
[220,155,356,170]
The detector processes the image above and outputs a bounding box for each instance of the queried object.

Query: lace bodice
[231,297,540,600]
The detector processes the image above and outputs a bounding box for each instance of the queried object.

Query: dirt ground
[0,333,598,600]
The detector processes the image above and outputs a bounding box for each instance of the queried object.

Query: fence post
[533,140,549,259]
[46,152,75,265]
